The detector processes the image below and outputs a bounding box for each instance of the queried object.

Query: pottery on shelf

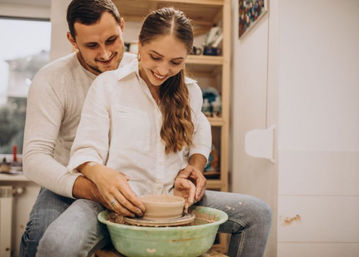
[140,194,185,220]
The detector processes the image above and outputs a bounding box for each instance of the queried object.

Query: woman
[67,7,211,217]
[67,8,271,257]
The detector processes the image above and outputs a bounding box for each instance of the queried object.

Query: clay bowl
[98,206,228,257]
[140,194,185,220]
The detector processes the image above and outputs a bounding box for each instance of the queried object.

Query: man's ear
[67,32,78,50]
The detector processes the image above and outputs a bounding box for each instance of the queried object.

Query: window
[0,17,51,154]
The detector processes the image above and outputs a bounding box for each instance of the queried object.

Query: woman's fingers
[174,178,196,213]
[104,193,133,217]
[112,187,143,217]
[119,185,146,213]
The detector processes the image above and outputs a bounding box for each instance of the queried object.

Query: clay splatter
[281,214,301,226]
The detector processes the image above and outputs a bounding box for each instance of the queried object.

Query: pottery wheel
[124,213,195,227]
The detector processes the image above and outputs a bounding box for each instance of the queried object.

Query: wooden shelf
[208,117,225,126]
[113,0,223,32]
[185,56,223,75]
[186,55,223,65]
[206,179,224,189]
[153,0,224,6]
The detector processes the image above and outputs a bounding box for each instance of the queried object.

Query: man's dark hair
[67,0,121,39]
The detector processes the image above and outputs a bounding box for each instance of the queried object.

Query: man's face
[67,12,125,75]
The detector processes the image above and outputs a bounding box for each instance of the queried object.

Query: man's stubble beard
[77,50,121,75]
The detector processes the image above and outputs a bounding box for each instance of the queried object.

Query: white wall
[49,0,72,60]
[231,0,359,256]
[0,3,50,19]
[277,0,359,256]
[230,0,277,256]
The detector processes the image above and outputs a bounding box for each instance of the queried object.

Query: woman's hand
[174,176,196,213]
[78,162,145,217]
[174,164,207,212]
[175,164,207,202]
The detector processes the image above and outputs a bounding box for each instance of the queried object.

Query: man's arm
[72,176,109,206]
[23,70,87,198]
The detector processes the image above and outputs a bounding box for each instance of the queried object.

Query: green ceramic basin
[98,206,228,257]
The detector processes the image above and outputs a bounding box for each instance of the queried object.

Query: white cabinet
[0,175,40,257]
[231,0,359,256]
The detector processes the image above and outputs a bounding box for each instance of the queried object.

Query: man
[20,0,209,255]
[20,0,271,256]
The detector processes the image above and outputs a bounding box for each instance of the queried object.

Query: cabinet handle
[244,125,275,163]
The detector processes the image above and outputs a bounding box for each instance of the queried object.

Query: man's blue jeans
[19,189,271,257]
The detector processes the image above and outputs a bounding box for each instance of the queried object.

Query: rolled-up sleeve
[67,75,111,172]
[188,82,212,160]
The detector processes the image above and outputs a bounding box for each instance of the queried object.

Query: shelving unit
[113,0,231,195]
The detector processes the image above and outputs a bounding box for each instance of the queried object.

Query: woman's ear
[120,17,125,32]
[137,39,142,53]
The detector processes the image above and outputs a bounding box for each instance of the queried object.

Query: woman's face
[138,34,188,87]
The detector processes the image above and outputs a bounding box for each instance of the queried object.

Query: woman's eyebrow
[150,50,184,60]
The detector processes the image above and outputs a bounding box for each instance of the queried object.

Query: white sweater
[23,52,135,197]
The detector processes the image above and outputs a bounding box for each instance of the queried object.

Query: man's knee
[37,199,107,257]
[37,221,107,257]
[20,189,73,256]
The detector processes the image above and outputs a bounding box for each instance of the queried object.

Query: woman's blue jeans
[19,189,271,257]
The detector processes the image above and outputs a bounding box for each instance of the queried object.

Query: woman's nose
[156,63,169,75]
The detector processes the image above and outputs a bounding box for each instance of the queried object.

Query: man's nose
[98,46,111,60]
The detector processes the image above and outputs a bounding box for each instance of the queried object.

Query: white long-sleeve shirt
[23,52,136,197]
[68,58,211,196]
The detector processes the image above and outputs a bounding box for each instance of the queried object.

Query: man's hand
[73,176,112,210]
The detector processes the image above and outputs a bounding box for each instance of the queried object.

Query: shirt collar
[117,57,139,81]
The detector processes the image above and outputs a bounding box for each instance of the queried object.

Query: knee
[21,209,57,247]
[20,218,47,257]
[37,203,106,257]
[251,198,272,229]
[37,227,89,257]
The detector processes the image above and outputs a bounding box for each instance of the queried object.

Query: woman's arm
[68,73,145,216]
